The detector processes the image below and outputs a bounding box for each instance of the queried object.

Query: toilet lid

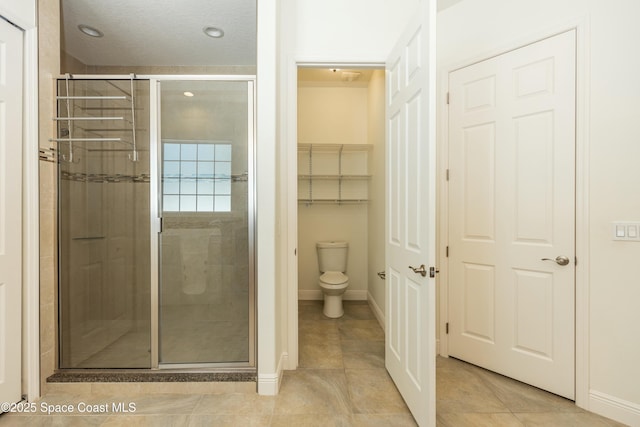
[319,271,348,285]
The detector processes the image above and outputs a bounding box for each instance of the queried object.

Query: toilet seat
[319,271,348,285]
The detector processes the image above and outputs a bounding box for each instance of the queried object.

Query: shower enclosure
[57,77,255,370]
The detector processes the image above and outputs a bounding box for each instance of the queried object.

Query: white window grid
[162,141,232,212]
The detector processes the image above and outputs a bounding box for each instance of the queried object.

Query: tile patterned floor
[0,300,628,426]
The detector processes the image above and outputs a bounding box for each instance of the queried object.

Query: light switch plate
[612,222,640,241]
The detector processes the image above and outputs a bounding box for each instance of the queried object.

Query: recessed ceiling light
[203,26,225,38]
[183,91,195,97]
[78,24,103,38]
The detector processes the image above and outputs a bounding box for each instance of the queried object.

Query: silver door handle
[409,264,427,277]
[541,256,570,266]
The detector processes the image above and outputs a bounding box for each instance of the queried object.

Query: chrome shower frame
[57,74,257,372]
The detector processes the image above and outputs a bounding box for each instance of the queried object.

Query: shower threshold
[47,369,257,383]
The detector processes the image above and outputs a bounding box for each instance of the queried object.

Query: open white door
[0,16,23,406]
[385,1,436,426]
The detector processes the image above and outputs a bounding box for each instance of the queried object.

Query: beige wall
[298,86,369,144]
[61,52,88,74]
[37,0,60,392]
[366,70,386,317]
[296,75,386,311]
[297,85,370,297]
[88,65,256,75]
[438,0,640,424]
[60,55,255,76]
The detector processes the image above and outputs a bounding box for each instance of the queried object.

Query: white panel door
[385,1,436,425]
[0,16,23,406]
[448,31,576,399]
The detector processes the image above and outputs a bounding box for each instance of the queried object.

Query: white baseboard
[258,352,288,396]
[589,390,640,426]
[298,289,368,301]
[367,292,385,331]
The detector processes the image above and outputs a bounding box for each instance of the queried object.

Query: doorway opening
[295,65,386,357]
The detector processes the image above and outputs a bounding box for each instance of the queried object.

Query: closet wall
[366,70,386,319]
[297,73,385,303]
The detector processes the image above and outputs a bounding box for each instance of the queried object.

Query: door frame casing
[437,20,591,408]
[1,0,39,405]
[18,23,40,403]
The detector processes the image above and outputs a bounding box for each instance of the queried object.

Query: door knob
[541,256,570,266]
[409,264,427,277]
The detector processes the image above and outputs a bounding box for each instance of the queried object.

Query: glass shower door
[158,80,254,366]
[58,78,151,368]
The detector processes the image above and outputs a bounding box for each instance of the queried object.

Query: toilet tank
[316,241,348,272]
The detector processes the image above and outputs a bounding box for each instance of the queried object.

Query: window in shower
[162,141,232,212]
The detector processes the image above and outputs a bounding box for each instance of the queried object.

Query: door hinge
[575,256,578,266]
[446,322,449,334]
[446,92,450,105]
[446,169,449,181]
[446,246,449,257]
[429,266,440,278]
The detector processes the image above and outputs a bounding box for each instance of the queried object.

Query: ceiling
[61,0,461,69]
[61,0,256,67]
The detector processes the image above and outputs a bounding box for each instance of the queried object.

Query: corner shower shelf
[298,143,371,204]
[51,75,139,162]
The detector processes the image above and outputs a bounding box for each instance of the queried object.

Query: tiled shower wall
[38,0,60,393]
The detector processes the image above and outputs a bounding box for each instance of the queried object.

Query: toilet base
[323,294,344,318]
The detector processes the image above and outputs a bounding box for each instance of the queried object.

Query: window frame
[161,139,233,213]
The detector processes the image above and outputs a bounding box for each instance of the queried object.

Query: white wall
[0,0,35,29]
[291,0,419,61]
[438,1,640,424]
[256,0,279,394]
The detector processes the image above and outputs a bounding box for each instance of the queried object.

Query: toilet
[316,241,349,318]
